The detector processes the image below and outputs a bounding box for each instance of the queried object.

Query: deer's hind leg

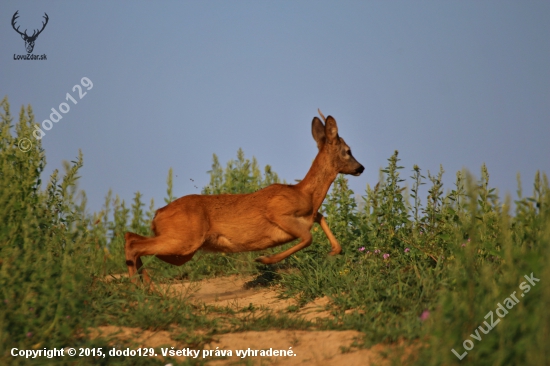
[125,233,149,282]
[124,232,202,285]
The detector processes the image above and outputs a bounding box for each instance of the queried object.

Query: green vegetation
[1,96,548,365]
[282,152,549,364]
[202,148,283,195]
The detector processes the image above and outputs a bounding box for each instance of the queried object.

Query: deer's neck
[297,151,338,214]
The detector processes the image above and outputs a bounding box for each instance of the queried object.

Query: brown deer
[125,111,364,285]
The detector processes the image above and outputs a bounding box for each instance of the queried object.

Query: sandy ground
[159,275,334,321]
[91,275,416,365]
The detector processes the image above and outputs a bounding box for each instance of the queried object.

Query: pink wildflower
[374,249,381,254]
[383,253,390,260]
[420,310,430,321]
[359,247,365,252]
[404,248,410,253]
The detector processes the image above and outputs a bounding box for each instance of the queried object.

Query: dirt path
[92,275,414,365]
[160,275,334,321]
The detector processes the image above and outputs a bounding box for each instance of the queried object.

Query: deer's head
[312,111,364,177]
[12,11,49,54]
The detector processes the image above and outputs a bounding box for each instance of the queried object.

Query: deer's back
[151,184,312,252]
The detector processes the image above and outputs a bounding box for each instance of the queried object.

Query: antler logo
[12,11,49,54]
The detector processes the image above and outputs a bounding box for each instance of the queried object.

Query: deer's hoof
[328,249,342,256]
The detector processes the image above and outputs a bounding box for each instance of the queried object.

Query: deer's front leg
[255,214,313,265]
[255,232,312,264]
[314,212,341,256]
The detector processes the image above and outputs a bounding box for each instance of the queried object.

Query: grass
[1,96,549,365]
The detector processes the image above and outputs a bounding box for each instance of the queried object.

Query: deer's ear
[312,117,326,150]
[324,116,339,142]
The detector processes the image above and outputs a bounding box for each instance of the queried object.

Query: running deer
[125,111,364,285]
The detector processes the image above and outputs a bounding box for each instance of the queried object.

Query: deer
[11,11,49,54]
[124,110,364,286]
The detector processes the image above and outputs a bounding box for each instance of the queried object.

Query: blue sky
[1,1,549,215]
